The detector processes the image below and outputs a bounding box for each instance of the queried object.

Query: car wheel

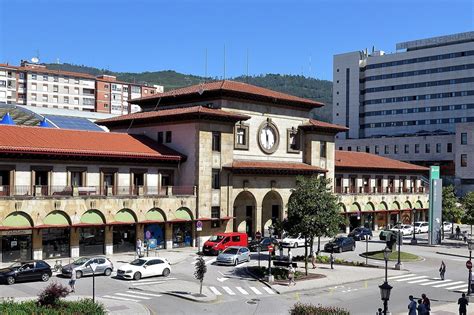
[104,268,112,276]
[234,259,238,266]
[6,276,15,285]
[133,272,142,280]
[76,270,82,279]
[162,268,170,277]
[41,273,50,282]
[352,244,356,251]
[338,247,343,253]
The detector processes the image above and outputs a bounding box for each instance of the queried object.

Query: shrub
[0,298,106,315]
[290,302,350,315]
[37,282,70,306]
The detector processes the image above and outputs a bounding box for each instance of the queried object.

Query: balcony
[335,186,427,195]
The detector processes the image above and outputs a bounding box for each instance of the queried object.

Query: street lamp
[395,210,402,270]
[379,246,392,315]
[411,208,417,245]
[468,241,473,295]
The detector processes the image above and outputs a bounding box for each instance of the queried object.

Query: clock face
[258,122,279,154]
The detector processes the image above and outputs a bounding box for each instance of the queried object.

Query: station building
[0,80,428,263]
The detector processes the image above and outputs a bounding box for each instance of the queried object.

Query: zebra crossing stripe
[222,286,236,295]
[133,277,177,282]
[126,291,162,297]
[249,287,262,295]
[387,274,415,280]
[396,275,427,282]
[408,279,430,284]
[132,281,166,286]
[116,293,151,300]
[236,287,249,295]
[103,295,139,302]
[445,284,468,290]
[209,286,222,295]
[262,287,275,294]
[420,279,447,286]
[433,281,464,288]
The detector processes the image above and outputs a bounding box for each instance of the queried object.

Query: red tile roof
[97,105,250,127]
[335,151,429,172]
[0,125,185,162]
[18,65,96,80]
[131,80,324,109]
[223,160,326,175]
[299,119,349,133]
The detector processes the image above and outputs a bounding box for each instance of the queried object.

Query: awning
[220,216,235,220]
[34,224,70,229]
[139,220,167,225]
[0,225,33,231]
[168,218,192,223]
[195,217,214,222]
[72,223,105,228]
[107,221,136,226]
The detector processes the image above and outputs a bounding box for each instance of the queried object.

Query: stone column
[136,224,144,242]
[70,228,80,258]
[32,230,43,260]
[105,226,113,255]
[254,206,262,237]
[165,223,173,249]
[342,177,349,194]
[382,178,388,193]
[356,177,363,194]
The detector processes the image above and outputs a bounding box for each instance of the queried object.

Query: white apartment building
[0,64,26,105]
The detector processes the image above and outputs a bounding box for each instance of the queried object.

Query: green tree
[462,192,474,236]
[285,176,343,275]
[442,185,462,235]
[194,256,207,295]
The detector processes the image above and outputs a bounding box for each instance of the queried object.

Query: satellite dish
[31,57,39,63]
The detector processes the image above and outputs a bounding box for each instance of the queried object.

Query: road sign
[467,260,472,270]
[255,231,262,241]
[268,244,274,253]
[196,220,203,232]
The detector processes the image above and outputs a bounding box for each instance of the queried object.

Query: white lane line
[132,281,166,286]
[102,295,139,302]
[209,286,222,295]
[206,258,217,265]
[446,284,468,290]
[387,274,416,280]
[396,276,427,282]
[236,287,249,295]
[249,287,262,295]
[408,279,430,284]
[132,277,176,283]
[126,291,162,297]
[433,281,464,288]
[420,279,448,286]
[222,286,236,295]
[262,287,275,294]
[115,293,151,300]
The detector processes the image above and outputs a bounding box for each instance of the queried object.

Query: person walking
[288,265,296,286]
[408,295,417,315]
[136,238,143,257]
[439,261,446,280]
[456,226,461,240]
[417,299,427,315]
[69,268,77,293]
[330,251,335,269]
[421,294,431,315]
[458,293,469,315]
[312,250,317,269]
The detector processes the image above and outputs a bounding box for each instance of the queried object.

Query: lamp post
[411,208,417,245]
[395,210,402,270]
[379,247,393,315]
[468,241,473,295]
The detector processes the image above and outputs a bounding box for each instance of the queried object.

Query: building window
[404,144,409,154]
[384,145,389,154]
[74,79,79,84]
[43,75,48,81]
[347,146,352,151]
[436,143,441,153]
[365,146,370,153]
[43,84,48,91]
[165,131,172,143]
[321,141,327,158]
[287,128,299,153]
[235,124,249,150]
[425,143,430,153]
[211,207,221,228]
[212,132,221,152]
[64,77,69,83]
[31,74,37,80]
[394,145,398,154]
[157,132,164,144]
[212,169,220,189]
[53,76,59,82]
[415,144,420,154]
[374,145,379,154]
[461,133,467,145]
[42,95,48,102]
[356,146,361,152]
[461,154,467,167]
[53,85,58,92]
[53,96,58,103]
[64,96,69,104]
[447,143,453,153]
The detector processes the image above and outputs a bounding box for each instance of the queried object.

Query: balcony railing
[336,186,428,195]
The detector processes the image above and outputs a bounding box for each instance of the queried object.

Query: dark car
[248,237,280,252]
[0,260,52,285]
[348,227,373,241]
[324,237,356,253]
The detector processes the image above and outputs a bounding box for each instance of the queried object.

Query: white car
[443,222,453,232]
[280,233,307,248]
[414,221,429,234]
[117,257,171,280]
[390,224,413,236]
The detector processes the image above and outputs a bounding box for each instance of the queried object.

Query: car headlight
[126,270,133,273]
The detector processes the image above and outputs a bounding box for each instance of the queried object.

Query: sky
[0,0,473,81]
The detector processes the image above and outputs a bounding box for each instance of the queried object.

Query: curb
[436,251,470,259]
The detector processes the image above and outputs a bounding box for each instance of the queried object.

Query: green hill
[44,63,333,122]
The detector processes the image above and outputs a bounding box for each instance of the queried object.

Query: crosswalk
[387,273,468,293]
[208,285,275,296]
[102,290,163,302]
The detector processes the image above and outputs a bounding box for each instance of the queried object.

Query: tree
[462,192,474,236]
[194,256,207,295]
[285,176,343,275]
[442,185,462,235]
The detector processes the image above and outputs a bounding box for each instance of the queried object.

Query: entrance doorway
[113,224,136,253]
[79,227,105,256]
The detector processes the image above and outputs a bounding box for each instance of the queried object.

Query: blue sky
[0,0,472,80]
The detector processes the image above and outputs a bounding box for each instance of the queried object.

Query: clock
[258,120,279,154]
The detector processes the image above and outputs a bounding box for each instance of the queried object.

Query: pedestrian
[408,295,417,315]
[376,307,383,315]
[422,294,431,315]
[69,268,77,293]
[136,238,142,257]
[288,248,293,263]
[312,250,317,269]
[288,265,296,286]
[458,293,469,315]
[439,261,446,280]
[417,299,427,315]
[330,251,335,269]
[456,226,461,239]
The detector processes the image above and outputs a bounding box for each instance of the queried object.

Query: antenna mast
[205,48,208,82]
[223,44,226,80]
[246,48,249,83]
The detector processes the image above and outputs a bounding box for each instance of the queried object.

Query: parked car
[280,233,307,248]
[248,237,280,252]
[443,222,453,232]
[324,237,356,253]
[61,256,113,278]
[390,224,413,236]
[202,232,248,255]
[216,246,251,266]
[0,260,52,285]
[348,227,373,241]
[117,257,171,280]
[414,222,429,234]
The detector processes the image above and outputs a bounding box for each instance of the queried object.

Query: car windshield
[130,259,146,266]
[223,248,239,255]
[414,223,422,227]
[8,262,22,269]
[208,235,224,242]
[333,237,344,244]
[73,257,90,265]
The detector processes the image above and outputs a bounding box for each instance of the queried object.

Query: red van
[202,232,248,255]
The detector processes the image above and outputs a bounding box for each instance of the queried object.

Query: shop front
[41,211,71,259]
[171,208,193,248]
[78,210,106,256]
[143,208,167,250]
[1,212,33,263]
[112,209,137,253]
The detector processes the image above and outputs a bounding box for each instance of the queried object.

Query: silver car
[216,246,251,266]
[61,256,113,278]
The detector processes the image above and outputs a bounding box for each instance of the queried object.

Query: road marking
[102,295,139,302]
[249,287,262,295]
[222,286,235,295]
[262,287,275,294]
[115,293,151,300]
[209,286,222,295]
[445,284,468,290]
[433,281,464,288]
[396,275,427,282]
[133,277,176,283]
[132,281,166,286]
[420,279,446,286]
[387,274,415,280]
[236,287,249,295]
[126,291,162,297]
[408,279,430,284]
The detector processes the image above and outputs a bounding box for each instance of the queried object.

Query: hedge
[0,298,106,315]
[290,302,350,315]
